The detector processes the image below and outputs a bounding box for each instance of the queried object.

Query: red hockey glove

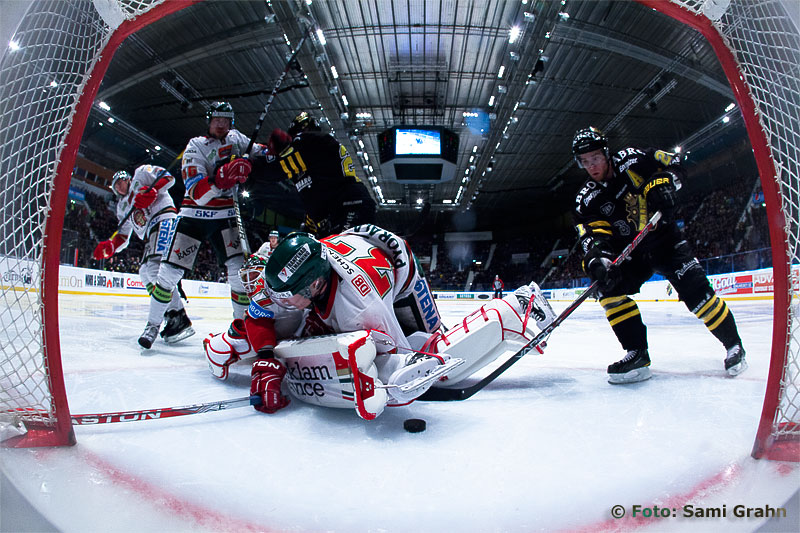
[92,233,126,260]
[250,357,289,414]
[267,128,293,156]
[133,185,157,208]
[215,157,252,190]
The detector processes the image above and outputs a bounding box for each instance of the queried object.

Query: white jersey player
[210,225,557,420]
[141,101,264,348]
[93,165,195,348]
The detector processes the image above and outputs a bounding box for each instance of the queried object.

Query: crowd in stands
[62,187,225,281]
[411,174,770,292]
[63,174,769,292]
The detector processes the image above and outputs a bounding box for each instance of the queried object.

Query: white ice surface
[1,294,798,532]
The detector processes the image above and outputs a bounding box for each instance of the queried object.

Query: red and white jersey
[180,129,264,219]
[114,164,177,250]
[305,225,441,348]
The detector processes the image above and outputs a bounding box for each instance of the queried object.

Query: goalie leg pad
[204,319,254,380]
[429,298,543,386]
[274,331,388,419]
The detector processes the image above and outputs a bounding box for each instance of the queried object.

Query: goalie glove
[643,171,679,222]
[583,239,619,292]
[92,233,127,260]
[214,157,252,190]
[250,357,290,414]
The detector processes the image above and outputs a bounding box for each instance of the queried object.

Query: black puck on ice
[403,418,426,433]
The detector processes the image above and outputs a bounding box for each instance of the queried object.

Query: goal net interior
[0,0,797,460]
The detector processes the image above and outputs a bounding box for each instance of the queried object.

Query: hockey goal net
[0,0,798,459]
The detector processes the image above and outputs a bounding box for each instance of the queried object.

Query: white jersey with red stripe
[180,129,264,219]
[306,226,441,349]
[114,164,177,251]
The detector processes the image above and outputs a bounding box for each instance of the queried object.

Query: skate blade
[163,327,196,344]
[726,359,748,377]
[608,366,652,384]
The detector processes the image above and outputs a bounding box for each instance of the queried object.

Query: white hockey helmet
[111,170,132,196]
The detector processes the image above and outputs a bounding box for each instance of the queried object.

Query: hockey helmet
[111,170,132,196]
[288,111,320,136]
[572,127,609,168]
[206,101,235,126]
[263,232,330,308]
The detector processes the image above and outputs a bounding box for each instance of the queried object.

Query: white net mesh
[0,0,797,451]
[665,0,799,451]
[0,0,163,438]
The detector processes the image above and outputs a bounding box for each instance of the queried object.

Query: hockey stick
[67,395,262,425]
[244,33,308,156]
[419,210,663,402]
[234,34,309,255]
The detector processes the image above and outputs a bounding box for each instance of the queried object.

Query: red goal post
[0,0,197,447]
[0,0,797,460]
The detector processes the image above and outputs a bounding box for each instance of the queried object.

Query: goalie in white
[207,226,557,420]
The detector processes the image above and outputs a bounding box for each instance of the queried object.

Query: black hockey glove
[583,240,619,292]
[644,171,679,222]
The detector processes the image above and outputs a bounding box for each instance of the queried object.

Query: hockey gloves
[250,357,290,414]
[267,128,293,156]
[92,233,127,260]
[644,171,679,222]
[214,157,252,190]
[583,240,619,293]
[133,186,158,208]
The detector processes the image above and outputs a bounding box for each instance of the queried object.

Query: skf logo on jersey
[279,244,312,282]
[352,274,371,296]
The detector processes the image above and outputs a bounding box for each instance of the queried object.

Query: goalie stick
[420,210,663,402]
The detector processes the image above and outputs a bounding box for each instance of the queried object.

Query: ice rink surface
[2,293,798,532]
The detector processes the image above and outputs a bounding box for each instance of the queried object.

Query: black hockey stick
[244,33,309,156]
[419,210,663,402]
[235,33,309,255]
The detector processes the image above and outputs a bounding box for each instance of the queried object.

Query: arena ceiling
[81,0,746,234]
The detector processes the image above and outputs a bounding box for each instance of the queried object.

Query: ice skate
[607,348,652,384]
[724,343,748,376]
[138,323,160,349]
[160,309,195,344]
[385,353,465,404]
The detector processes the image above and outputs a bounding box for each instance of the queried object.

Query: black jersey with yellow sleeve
[253,131,372,222]
[573,147,685,255]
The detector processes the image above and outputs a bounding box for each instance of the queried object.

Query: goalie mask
[572,127,609,168]
[111,170,132,197]
[263,232,331,309]
[206,101,235,126]
[288,111,320,136]
[238,242,274,299]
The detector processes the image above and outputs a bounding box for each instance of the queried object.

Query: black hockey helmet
[572,127,609,168]
[206,101,235,126]
[110,170,132,196]
[288,111,320,136]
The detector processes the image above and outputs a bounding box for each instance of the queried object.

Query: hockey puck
[403,418,426,433]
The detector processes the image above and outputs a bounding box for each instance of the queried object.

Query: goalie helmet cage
[0,0,796,458]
